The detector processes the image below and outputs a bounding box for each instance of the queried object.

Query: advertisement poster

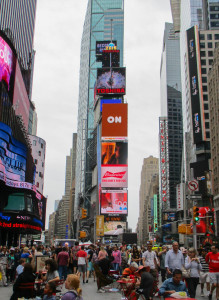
[104,221,126,233]
[100,190,127,215]
[96,215,104,236]
[96,67,126,95]
[101,142,127,165]
[102,103,128,139]
[101,165,128,188]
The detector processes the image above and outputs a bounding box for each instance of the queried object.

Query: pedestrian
[142,242,158,280]
[111,245,121,271]
[16,258,25,278]
[135,266,154,300]
[184,247,202,298]
[40,259,60,283]
[158,245,168,282]
[86,244,96,283]
[199,248,210,297]
[21,247,32,263]
[0,245,8,286]
[98,246,108,261]
[71,241,80,274]
[43,281,56,300]
[165,241,184,278]
[76,245,87,284]
[57,247,69,280]
[205,244,219,300]
[61,274,83,300]
[132,245,141,266]
[7,247,16,283]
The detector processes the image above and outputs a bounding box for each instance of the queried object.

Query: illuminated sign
[100,190,127,215]
[96,215,104,236]
[104,216,126,222]
[104,221,126,233]
[154,195,158,231]
[101,142,127,165]
[101,165,128,188]
[96,68,126,95]
[13,60,30,131]
[176,183,183,211]
[0,34,16,92]
[96,40,117,56]
[159,117,169,209]
[102,104,128,139]
[187,26,203,144]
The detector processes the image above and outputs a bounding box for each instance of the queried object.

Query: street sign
[190,194,202,199]
[188,180,199,191]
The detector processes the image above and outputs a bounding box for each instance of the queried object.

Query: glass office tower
[75,0,124,215]
[160,23,183,210]
[0,0,37,99]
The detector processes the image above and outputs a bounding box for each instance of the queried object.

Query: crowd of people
[0,241,218,299]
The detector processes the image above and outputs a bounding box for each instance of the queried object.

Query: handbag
[182,266,190,278]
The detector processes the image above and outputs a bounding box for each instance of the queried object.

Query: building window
[41,143,44,149]
[200,42,205,48]
[203,86,208,92]
[205,122,210,129]
[38,151,41,156]
[34,159,38,164]
[42,162,44,167]
[200,51,206,57]
[201,68,207,74]
[205,113,209,119]
[201,59,206,65]
[200,34,205,40]
[209,59,213,65]
[36,182,39,188]
[203,94,208,101]
[202,77,207,83]
[33,140,37,146]
[208,42,213,48]
[206,132,210,139]
[215,34,219,39]
[208,51,213,56]
[204,104,209,110]
[207,34,212,40]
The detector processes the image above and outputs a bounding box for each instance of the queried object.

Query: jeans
[112,263,119,271]
[58,265,68,280]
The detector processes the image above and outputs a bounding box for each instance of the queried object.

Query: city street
[0,278,211,300]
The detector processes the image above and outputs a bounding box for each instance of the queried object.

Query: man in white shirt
[165,242,184,278]
[142,242,158,279]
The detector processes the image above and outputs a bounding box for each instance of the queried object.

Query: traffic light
[81,208,87,219]
[79,231,86,238]
[193,206,200,223]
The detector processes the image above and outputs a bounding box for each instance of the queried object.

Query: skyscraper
[75,0,124,217]
[160,23,183,211]
[0,0,37,99]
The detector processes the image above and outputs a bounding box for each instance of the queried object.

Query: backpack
[66,291,82,300]
[92,252,98,264]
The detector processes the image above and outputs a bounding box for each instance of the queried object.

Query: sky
[32,0,172,231]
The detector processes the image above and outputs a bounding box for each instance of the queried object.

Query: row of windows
[200,33,219,40]
[33,159,44,167]
[32,140,44,148]
[200,42,218,48]
[200,50,214,57]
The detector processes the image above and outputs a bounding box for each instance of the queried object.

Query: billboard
[96,215,104,236]
[96,68,126,95]
[187,26,203,144]
[100,190,127,215]
[102,103,128,139]
[100,99,122,112]
[0,121,27,182]
[0,34,16,93]
[13,60,30,131]
[102,51,120,68]
[101,165,128,188]
[96,40,117,57]
[176,183,183,211]
[104,221,126,233]
[101,142,127,165]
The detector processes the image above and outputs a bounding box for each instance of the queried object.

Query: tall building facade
[0,0,37,99]
[159,23,183,214]
[137,156,159,245]
[75,0,124,218]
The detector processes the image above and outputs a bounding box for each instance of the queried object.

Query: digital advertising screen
[96,67,126,95]
[13,60,30,131]
[100,99,122,112]
[102,51,120,68]
[102,103,128,139]
[187,26,203,144]
[104,221,126,233]
[96,40,117,57]
[101,165,128,188]
[0,121,27,183]
[101,142,127,165]
[100,190,127,215]
[0,34,16,93]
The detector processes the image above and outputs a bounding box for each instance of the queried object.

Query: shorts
[209,272,219,284]
[200,271,210,283]
[72,260,78,267]
[78,264,86,273]
[88,261,94,272]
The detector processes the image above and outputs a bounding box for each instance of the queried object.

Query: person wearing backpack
[61,274,83,300]
[72,242,80,274]
[86,245,96,283]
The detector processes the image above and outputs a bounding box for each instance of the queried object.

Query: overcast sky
[32,0,172,231]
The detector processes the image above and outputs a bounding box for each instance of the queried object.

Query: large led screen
[96,68,126,95]
[13,61,30,131]
[100,99,122,112]
[187,26,203,144]
[0,35,16,92]
[101,165,128,188]
[100,190,127,215]
[102,103,128,139]
[0,121,27,182]
[101,142,127,165]
[104,221,126,233]
[96,40,117,56]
